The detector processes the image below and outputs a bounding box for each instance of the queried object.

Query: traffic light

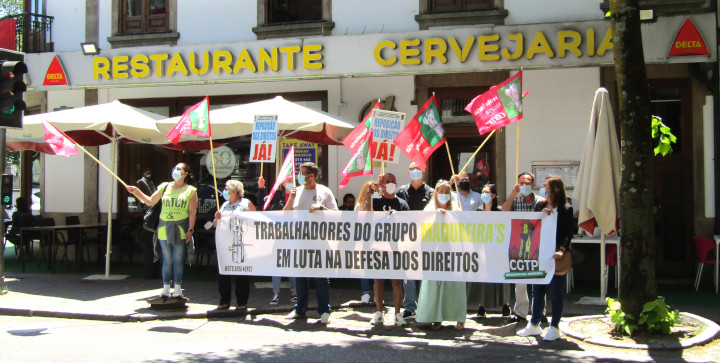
[1,174,12,208]
[0,60,27,129]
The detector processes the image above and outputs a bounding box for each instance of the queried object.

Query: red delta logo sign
[668,18,709,57]
[43,55,69,85]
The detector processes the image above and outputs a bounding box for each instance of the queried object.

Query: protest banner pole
[515,122,520,178]
[459,129,496,174]
[444,142,463,210]
[208,136,221,212]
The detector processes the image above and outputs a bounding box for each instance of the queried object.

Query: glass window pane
[150,0,167,15]
[268,0,322,23]
[126,0,142,17]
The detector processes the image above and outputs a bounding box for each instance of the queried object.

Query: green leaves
[606,297,679,336]
[606,298,638,335]
[651,115,677,156]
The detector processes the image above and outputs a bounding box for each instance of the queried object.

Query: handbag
[555,250,572,276]
[142,184,166,233]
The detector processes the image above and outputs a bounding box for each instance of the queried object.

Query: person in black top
[394,162,433,319]
[369,173,410,327]
[339,193,355,211]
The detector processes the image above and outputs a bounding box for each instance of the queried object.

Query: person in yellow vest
[128,163,198,298]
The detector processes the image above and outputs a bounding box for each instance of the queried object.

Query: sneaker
[370,311,384,326]
[543,326,562,341]
[502,303,512,317]
[269,295,280,305]
[360,293,371,304]
[290,295,298,303]
[516,324,543,337]
[402,310,416,319]
[394,313,407,327]
[476,305,486,318]
[320,312,330,324]
[285,310,306,319]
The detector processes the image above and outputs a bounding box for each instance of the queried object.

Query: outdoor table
[19,223,107,274]
[713,235,720,294]
[571,235,620,304]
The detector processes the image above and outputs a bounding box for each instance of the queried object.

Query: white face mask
[409,169,423,180]
[171,168,182,181]
[372,192,380,199]
[519,185,533,196]
[437,193,451,204]
[285,182,294,191]
[480,192,492,205]
[297,174,306,185]
[539,187,547,197]
[384,183,397,195]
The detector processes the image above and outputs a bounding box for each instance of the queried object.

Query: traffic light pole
[0,127,6,292]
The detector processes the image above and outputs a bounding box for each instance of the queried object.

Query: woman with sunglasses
[128,163,198,299]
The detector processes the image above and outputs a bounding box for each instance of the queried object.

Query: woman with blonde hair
[416,180,467,330]
[354,180,377,303]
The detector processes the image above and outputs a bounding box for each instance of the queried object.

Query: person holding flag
[338,131,373,190]
[283,162,338,324]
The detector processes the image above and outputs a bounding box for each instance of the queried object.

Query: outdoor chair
[604,244,619,297]
[692,236,717,291]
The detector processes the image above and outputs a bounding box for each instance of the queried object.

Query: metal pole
[104,134,116,278]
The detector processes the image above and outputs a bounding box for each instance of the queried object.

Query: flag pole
[515,121,520,178]
[209,136,221,212]
[444,142,463,210]
[459,129,496,174]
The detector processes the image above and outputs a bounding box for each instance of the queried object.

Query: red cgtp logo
[508,219,542,272]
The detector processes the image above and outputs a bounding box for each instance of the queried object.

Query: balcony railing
[0,12,54,53]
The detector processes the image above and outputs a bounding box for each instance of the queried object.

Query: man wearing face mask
[395,162,433,320]
[501,172,546,323]
[283,162,338,324]
[450,172,483,211]
[137,169,156,196]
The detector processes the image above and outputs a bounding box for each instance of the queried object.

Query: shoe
[370,311,384,326]
[543,326,562,341]
[285,310,306,319]
[431,322,442,330]
[454,322,465,331]
[476,305,486,318]
[320,312,330,324]
[402,310,416,319]
[394,313,407,327]
[540,315,549,324]
[502,303,512,317]
[290,296,298,303]
[360,293,371,304]
[509,314,527,323]
[269,296,280,305]
[516,324,543,337]
[216,303,230,310]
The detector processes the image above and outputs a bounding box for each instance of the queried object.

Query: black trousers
[218,274,250,306]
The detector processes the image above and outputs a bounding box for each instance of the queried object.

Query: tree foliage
[0,0,23,17]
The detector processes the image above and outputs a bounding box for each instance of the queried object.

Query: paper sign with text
[250,115,278,163]
[369,109,406,164]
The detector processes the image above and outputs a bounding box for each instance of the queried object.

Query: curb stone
[560,313,720,350]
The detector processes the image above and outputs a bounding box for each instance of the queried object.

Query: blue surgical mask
[222,190,231,200]
[519,185,533,196]
[409,169,423,180]
[171,169,182,181]
[539,187,547,197]
[298,174,306,185]
[145,173,151,179]
[480,193,493,204]
[437,193,451,204]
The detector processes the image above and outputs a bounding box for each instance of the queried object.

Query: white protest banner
[369,109,406,163]
[215,210,557,284]
[250,115,278,162]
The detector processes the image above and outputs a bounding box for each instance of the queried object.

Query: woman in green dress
[416,180,467,331]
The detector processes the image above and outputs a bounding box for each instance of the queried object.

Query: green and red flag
[342,100,381,153]
[43,119,79,157]
[339,131,373,190]
[166,96,211,144]
[393,94,445,171]
[263,146,295,211]
[465,71,524,135]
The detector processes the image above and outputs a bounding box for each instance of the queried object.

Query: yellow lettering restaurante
[420,222,506,243]
[93,45,325,80]
[374,28,613,66]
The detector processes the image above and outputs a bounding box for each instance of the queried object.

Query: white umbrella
[573,87,621,302]
[155,96,357,146]
[7,100,166,279]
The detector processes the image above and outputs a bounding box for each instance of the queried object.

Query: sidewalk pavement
[1,272,719,324]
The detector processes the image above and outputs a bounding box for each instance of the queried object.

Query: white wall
[505,0,603,25]
[43,90,86,213]
[177,0,258,45]
[332,2,419,35]
[504,67,600,196]
[47,1,86,52]
[704,95,715,218]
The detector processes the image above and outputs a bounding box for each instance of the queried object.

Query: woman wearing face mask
[416,180,467,331]
[469,183,512,319]
[212,180,256,310]
[128,163,198,299]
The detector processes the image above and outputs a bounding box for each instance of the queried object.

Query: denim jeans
[531,274,566,327]
[360,279,371,295]
[403,279,418,312]
[158,239,187,285]
[272,276,297,293]
[295,277,331,316]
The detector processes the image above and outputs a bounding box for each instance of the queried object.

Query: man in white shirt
[283,162,338,324]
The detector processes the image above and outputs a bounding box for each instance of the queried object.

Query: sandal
[431,322,442,330]
[454,322,465,331]
[217,303,230,310]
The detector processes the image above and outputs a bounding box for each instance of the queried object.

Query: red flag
[465,71,524,135]
[0,18,17,50]
[342,100,381,153]
[393,95,446,171]
[338,131,373,190]
[263,146,295,211]
[166,96,211,144]
[43,120,80,157]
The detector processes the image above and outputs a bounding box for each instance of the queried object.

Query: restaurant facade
[14,0,719,279]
